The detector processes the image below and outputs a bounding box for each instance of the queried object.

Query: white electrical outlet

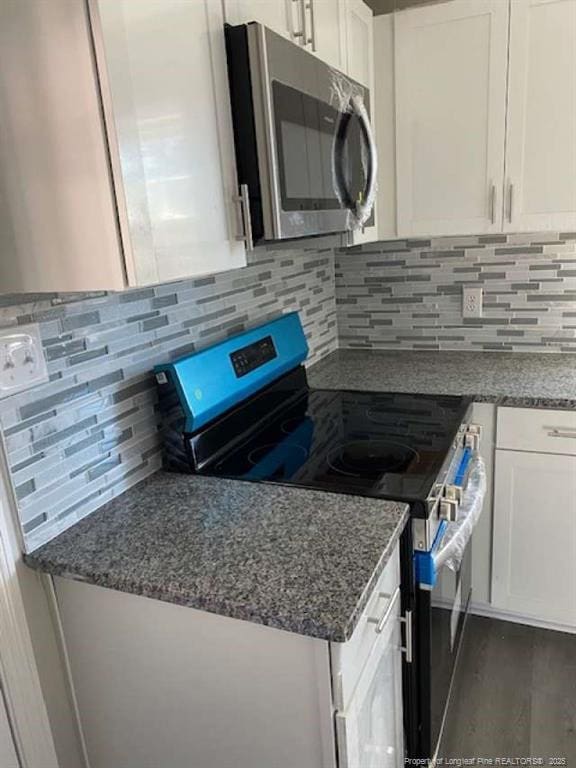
[0,324,49,398]
[462,286,483,319]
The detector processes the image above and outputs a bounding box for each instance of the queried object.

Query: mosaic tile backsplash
[2,230,576,551]
[0,245,337,551]
[337,232,576,352]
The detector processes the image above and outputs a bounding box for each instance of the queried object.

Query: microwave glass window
[273,80,366,213]
[280,120,335,201]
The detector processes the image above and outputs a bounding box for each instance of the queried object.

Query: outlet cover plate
[0,324,49,398]
[462,286,483,319]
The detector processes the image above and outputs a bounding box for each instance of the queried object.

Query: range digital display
[230,336,277,378]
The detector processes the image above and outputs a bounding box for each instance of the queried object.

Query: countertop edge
[24,497,410,644]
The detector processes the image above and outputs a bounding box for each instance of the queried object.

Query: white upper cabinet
[504,0,576,232]
[345,0,374,87]
[0,0,247,293]
[0,0,126,293]
[308,0,348,71]
[93,0,247,286]
[395,0,509,237]
[373,13,396,241]
[223,0,296,42]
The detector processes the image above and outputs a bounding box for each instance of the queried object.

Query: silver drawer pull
[367,587,400,634]
[545,427,576,439]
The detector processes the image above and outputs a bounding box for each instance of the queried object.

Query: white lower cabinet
[53,542,404,768]
[0,687,19,768]
[492,408,576,629]
[335,591,404,768]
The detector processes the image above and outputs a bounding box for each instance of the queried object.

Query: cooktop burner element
[248,442,309,466]
[326,440,418,478]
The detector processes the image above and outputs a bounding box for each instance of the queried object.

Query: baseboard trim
[469,601,576,635]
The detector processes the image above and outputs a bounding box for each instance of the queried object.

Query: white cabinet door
[373,13,396,241]
[0,688,19,768]
[335,591,404,768]
[345,0,373,87]
[395,0,508,237]
[309,0,348,71]
[93,0,247,286]
[0,0,126,293]
[223,0,296,42]
[492,449,576,627]
[504,0,576,232]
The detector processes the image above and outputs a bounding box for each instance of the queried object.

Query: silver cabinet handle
[400,608,413,664]
[292,0,307,44]
[308,0,316,50]
[367,587,400,634]
[234,184,253,251]
[508,182,514,223]
[490,184,496,224]
[544,426,576,439]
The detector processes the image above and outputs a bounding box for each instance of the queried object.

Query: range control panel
[230,335,277,378]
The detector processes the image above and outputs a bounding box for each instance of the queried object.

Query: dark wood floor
[439,615,576,763]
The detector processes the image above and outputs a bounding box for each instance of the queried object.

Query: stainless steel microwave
[225,22,377,244]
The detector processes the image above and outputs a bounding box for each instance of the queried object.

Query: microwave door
[333,94,378,230]
[273,81,340,216]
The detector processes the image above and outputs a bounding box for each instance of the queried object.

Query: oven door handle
[333,94,378,226]
[415,456,487,589]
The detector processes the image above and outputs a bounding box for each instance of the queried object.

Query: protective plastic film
[433,455,487,574]
[329,71,378,230]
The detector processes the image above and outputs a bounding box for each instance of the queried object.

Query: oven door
[247,23,376,241]
[413,452,486,759]
[421,542,472,759]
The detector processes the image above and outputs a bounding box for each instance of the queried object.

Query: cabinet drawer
[497,407,576,455]
[330,542,400,711]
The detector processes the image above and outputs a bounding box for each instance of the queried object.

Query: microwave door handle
[333,109,354,211]
[350,94,377,224]
[332,96,378,225]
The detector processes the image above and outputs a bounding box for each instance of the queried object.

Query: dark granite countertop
[25,472,408,642]
[307,349,576,409]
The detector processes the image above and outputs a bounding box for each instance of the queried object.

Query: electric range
[154,312,480,760]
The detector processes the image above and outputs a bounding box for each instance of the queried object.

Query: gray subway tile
[61,311,101,331]
[69,347,109,366]
[23,512,47,534]
[111,377,155,404]
[32,415,98,453]
[142,316,169,332]
[15,478,36,500]
[87,456,122,481]
[494,246,543,255]
[152,294,178,309]
[45,338,86,361]
[3,409,57,437]
[119,288,155,303]
[20,370,124,421]
[127,311,158,324]
[64,430,105,457]
[11,452,45,474]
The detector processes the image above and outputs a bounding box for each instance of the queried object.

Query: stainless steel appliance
[154,313,485,760]
[225,23,377,243]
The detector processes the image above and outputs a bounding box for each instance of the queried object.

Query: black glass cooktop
[195,374,471,508]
